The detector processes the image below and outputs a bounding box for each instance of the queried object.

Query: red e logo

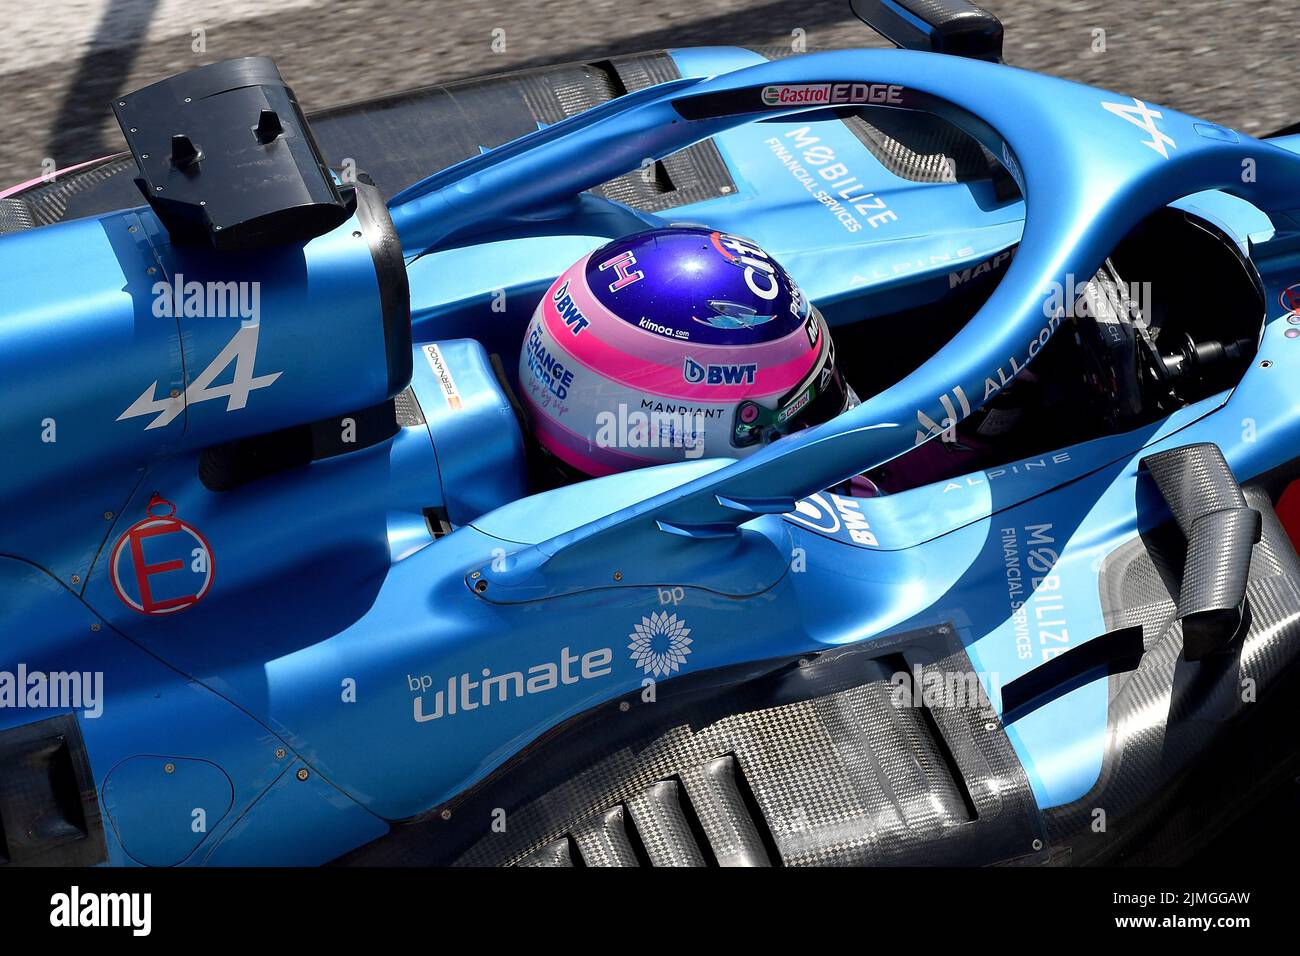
[1282,283,1300,317]
[110,495,214,615]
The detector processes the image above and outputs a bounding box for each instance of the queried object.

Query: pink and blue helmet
[519,226,854,476]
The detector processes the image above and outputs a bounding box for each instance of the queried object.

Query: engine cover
[0,182,410,504]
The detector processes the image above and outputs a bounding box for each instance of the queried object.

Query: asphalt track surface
[0,0,1292,184]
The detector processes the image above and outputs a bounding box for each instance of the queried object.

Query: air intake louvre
[481,648,1020,867]
[514,760,776,868]
[517,836,577,868]
[626,778,710,867]
[687,755,776,866]
[572,806,643,867]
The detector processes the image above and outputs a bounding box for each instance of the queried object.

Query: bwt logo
[551,281,590,335]
[683,356,757,386]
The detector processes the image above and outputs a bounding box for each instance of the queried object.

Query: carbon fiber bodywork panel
[339,628,1045,867]
[392,387,426,428]
[0,155,137,234]
[1140,443,1261,658]
[841,109,996,184]
[0,197,35,234]
[1046,481,1300,863]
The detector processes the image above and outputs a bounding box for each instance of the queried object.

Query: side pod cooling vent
[0,714,107,866]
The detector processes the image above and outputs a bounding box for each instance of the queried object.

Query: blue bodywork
[4,42,1300,865]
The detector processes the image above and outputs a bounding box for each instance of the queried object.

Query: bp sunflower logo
[628,611,693,678]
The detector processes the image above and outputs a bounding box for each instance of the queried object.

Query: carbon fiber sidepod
[338,628,1045,867]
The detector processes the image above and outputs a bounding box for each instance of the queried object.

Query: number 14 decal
[118,324,282,430]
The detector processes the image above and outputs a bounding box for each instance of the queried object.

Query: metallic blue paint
[3,43,1299,862]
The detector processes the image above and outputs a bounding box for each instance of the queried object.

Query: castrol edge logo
[760,83,905,107]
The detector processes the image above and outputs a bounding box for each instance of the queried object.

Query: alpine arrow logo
[118,324,281,430]
[1101,97,1176,159]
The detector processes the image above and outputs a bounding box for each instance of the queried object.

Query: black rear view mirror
[850,0,1004,61]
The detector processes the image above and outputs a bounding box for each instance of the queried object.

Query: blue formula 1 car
[4,0,1300,868]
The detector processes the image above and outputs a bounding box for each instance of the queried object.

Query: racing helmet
[518,226,855,476]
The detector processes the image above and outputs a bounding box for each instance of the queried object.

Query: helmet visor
[731,313,853,448]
